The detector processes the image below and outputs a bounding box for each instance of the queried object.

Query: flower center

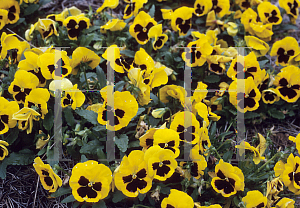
[21,87,24,92]
[245,94,249,98]
[183,128,188,132]
[182,20,185,24]
[159,162,163,167]
[142,27,147,32]
[132,174,137,179]
[75,25,79,29]
[34,68,39,73]
[284,51,287,55]
[54,64,58,68]
[165,143,168,147]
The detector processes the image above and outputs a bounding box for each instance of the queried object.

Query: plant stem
[83,65,90,91]
[165,107,172,128]
[256,153,279,173]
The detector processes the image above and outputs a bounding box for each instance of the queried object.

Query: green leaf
[4,127,19,145]
[204,75,221,83]
[43,109,54,131]
[138,193,146,201]
[92,201,107,208]
[115,134,128,152]
[174,56,182,62]
[96,66,107,90]
[64,107,76,127]
[50,187,72,198]
[80,140,102,155]
[6,149,35,165]
[209,122,217,140]
[61,195,76,203]
[244,111,261,119]
[73,202,81,208]
[0,159,8,179]
[24,4,39,15]
[97,148,109,165]
[164,53,173,65]
[223,151,233,162]
[160,186,170,194]
[75,109,98,125]
[149,4,155,17]
[81,154,88,162]
[268,109,285,119]
[112,191,127,203]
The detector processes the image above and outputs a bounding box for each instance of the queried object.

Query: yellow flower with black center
[203,96,222,112]
[0,97,19,134]
[262,88,280,104]
[274,153,300,194]
[97,91,138,131]
[37,50,72,79]
[275,198,295,208]
[18,49,46,87]
[148,24,168,50]
[0,0,20,24]
[273,65,300,103]
[207,53,232,75]
[229,77,261,113]
[266,177,283,206]
[211,159,244,197]
[242,190,267,208]
[0,9,8,30]
[0,32,30,64]
[13,107,40,134]
[235,133,267,164]
[153,129,180,158]
[289,133,300,157]
[241,8,258,32]
[270,37,299,66]
[0,140,9,161]
[63,14,90,40]
[144,146,177,181]
[194,0,212,16]
[258,2,282,25]
[123,0,148,19]
[8,70,39,104]
[102,45,132,73]
[69,160,112,202]
[32,18,58,40]
[170,111,200,144]
[139,127,165,151]
[70,47,101,75]
[100,18,126,33]
[47,6,82,27]
[210,0,230,18]
[279,0,300,23]
[227,52,261,81]
[161,189,194,208]
[114,150,152,197]
[180,147,207,179]
[236,0,252,10]
[33,157,62,193]
[61,84,85,110]
[170,7,194,36]
[96,0,119,13]
[129,11,157,45]
[245,36,270,57]
[24,88,50,120]
[182,37,213,67]
[159,85,186,106]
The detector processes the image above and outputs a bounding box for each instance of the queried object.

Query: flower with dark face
[262,88,280,104]
[279,0,300,24]
[114,150,152,197]
[207,46,232,75]
[170,111,200,144]
[194,0,212,17]
[8,70,39,104]
[171,7,194,36]
[273,65,300,103]
[63,14,90,40]
[13,107,41,134]
[123,0,147,19]
[153,129,180,158]
[0,9,8,30]
[270,37,299,66]
[129,11,157,45]
[47,6,82,26]
[144,146,177,181]
[69,160,112,202]
[211,159,244,197]
[37,50,72,79]
[274,153,300,194]
[0,0,20,24]
[210,0,230,18]
[0,97,19,135]
[33,157,62,193]
[194,127,211,155]
[97,90,138,131]
[139,127,163,151]
[61,84,85,110]
[148,24,168,50]
[242,190,268,208]
[33,19,58,40]
[161,189,194,208]
[258,2,282,25]
[0,140,8,161]
[102,45,131,73]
